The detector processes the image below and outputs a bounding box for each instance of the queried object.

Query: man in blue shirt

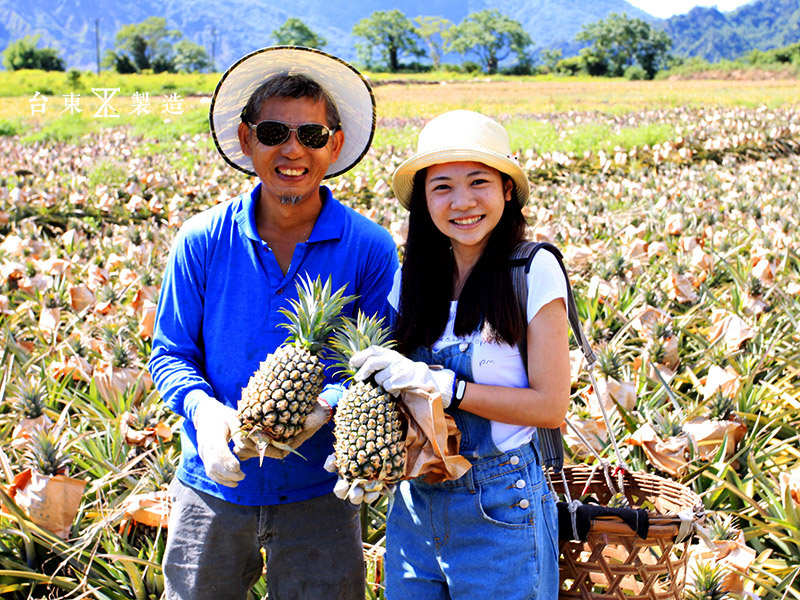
[148,47,398,600]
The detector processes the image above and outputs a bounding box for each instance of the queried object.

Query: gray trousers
[163,479,366,600]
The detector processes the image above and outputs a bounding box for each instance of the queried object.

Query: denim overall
[384,341,560,600]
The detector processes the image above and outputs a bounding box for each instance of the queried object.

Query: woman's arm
[456,297,571,429]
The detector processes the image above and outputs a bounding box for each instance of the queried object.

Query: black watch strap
[450,377,467,410]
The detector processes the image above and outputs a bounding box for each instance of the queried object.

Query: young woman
[352,110,571,599]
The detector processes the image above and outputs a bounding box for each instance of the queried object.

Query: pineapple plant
[596,344,623,380]
[654,410,684,439]
[602,252,627,280]
[24,428,72,476]
[237,275,354,452]
[11,377,47,420]
[329,312,406,495]
[705,511,739,542]
[685,561,730,600]
[102,333,138,369]
[10,376,53,447]
[707,392,736,422]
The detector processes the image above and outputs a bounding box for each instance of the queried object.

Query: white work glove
[350,346,456,408]
[324,454,391,505]
[193,399,245,488]
[233,399,333,462]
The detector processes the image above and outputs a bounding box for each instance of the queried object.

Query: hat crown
[417,110,512,159]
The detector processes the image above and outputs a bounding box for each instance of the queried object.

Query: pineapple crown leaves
[705,511,740,542]
[686,561,730,600]
[330,311,395,380]
[707,392,737,422]
[11,377,48,419]
[596,344,623,380]
[23,427,73,476]
[278,274,358,354]
[652,409,684,439]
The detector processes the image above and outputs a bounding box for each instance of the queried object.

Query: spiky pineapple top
[279,274,356,356]
[145,447,178,491]
[685,561,729,600]
[708,392,736,422]
[12,378,47,419]
[24,429,71,476]
[596,345,623,380]
[655,411,684,438]
[330,312,394,379]
[705,512,739,542]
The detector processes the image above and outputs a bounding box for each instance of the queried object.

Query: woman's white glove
[193,399,245,487]
[324,454,391,505]
[350,346,456,408]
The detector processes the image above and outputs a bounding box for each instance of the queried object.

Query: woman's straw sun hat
[391,110,530,209]
[209,46,376,179]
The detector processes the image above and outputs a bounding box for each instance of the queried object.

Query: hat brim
[392,148,530,210]
[209,46,376,179]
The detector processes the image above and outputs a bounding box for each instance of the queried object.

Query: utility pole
[210,27,218,73]
[95,19,101,75]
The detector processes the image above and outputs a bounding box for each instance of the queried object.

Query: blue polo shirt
[148,184,398,505]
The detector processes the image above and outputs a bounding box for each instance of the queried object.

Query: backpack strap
[510,241,596,471]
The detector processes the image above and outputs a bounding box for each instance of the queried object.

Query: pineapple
[11,378,47,420]
[654,411,684,439]
[24,429,71,476]
[10,377,52,446]
[596,345,623,380]
[708,392,736,422]
[238,275,354,448]
[144,446,179,491]
[330,312,406,489]
[646,337,667,365]
[103,334,138,369]
[685,561,729,600]
[705,512,739,542]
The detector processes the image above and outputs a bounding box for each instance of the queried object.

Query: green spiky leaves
[24,428,72,476]
[279,274,357,356]
[330,311,394,380]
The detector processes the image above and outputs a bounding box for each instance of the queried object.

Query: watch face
[456,379,467,400]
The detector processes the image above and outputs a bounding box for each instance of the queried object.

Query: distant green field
[3,70,799,117]
[0,69,219,97]
[2,73,799,158]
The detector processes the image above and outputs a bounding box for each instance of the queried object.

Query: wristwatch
[451,377,467,410]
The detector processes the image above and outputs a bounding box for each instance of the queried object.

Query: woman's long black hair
[394,167,529,354]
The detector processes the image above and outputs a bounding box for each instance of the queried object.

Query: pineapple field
[1,77,800,599]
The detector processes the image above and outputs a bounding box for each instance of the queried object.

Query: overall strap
[510,241,596,471]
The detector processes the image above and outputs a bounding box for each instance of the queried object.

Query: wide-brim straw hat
[209,46,376,179]
[392,110,530,209]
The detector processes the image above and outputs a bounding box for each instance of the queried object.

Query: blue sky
[626,0,753,18]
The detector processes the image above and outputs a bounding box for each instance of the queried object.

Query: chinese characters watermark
[62,93,82,115]
[29,91,47,114]
[29,89,185,117]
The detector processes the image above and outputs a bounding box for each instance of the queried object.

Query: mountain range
[663,0,800,62]
[0,0,798,72]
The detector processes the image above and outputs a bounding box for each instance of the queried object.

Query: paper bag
[8,468,86,539]
[119,490,170,530]
[398,388,472,483]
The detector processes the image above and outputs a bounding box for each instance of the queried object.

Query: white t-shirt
[389,250,568,452]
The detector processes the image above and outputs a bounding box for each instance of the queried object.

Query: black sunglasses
[248,120,339,149]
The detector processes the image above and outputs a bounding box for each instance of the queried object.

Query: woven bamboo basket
[552,464,704,600]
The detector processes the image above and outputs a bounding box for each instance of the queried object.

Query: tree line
[0,9,736,81]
